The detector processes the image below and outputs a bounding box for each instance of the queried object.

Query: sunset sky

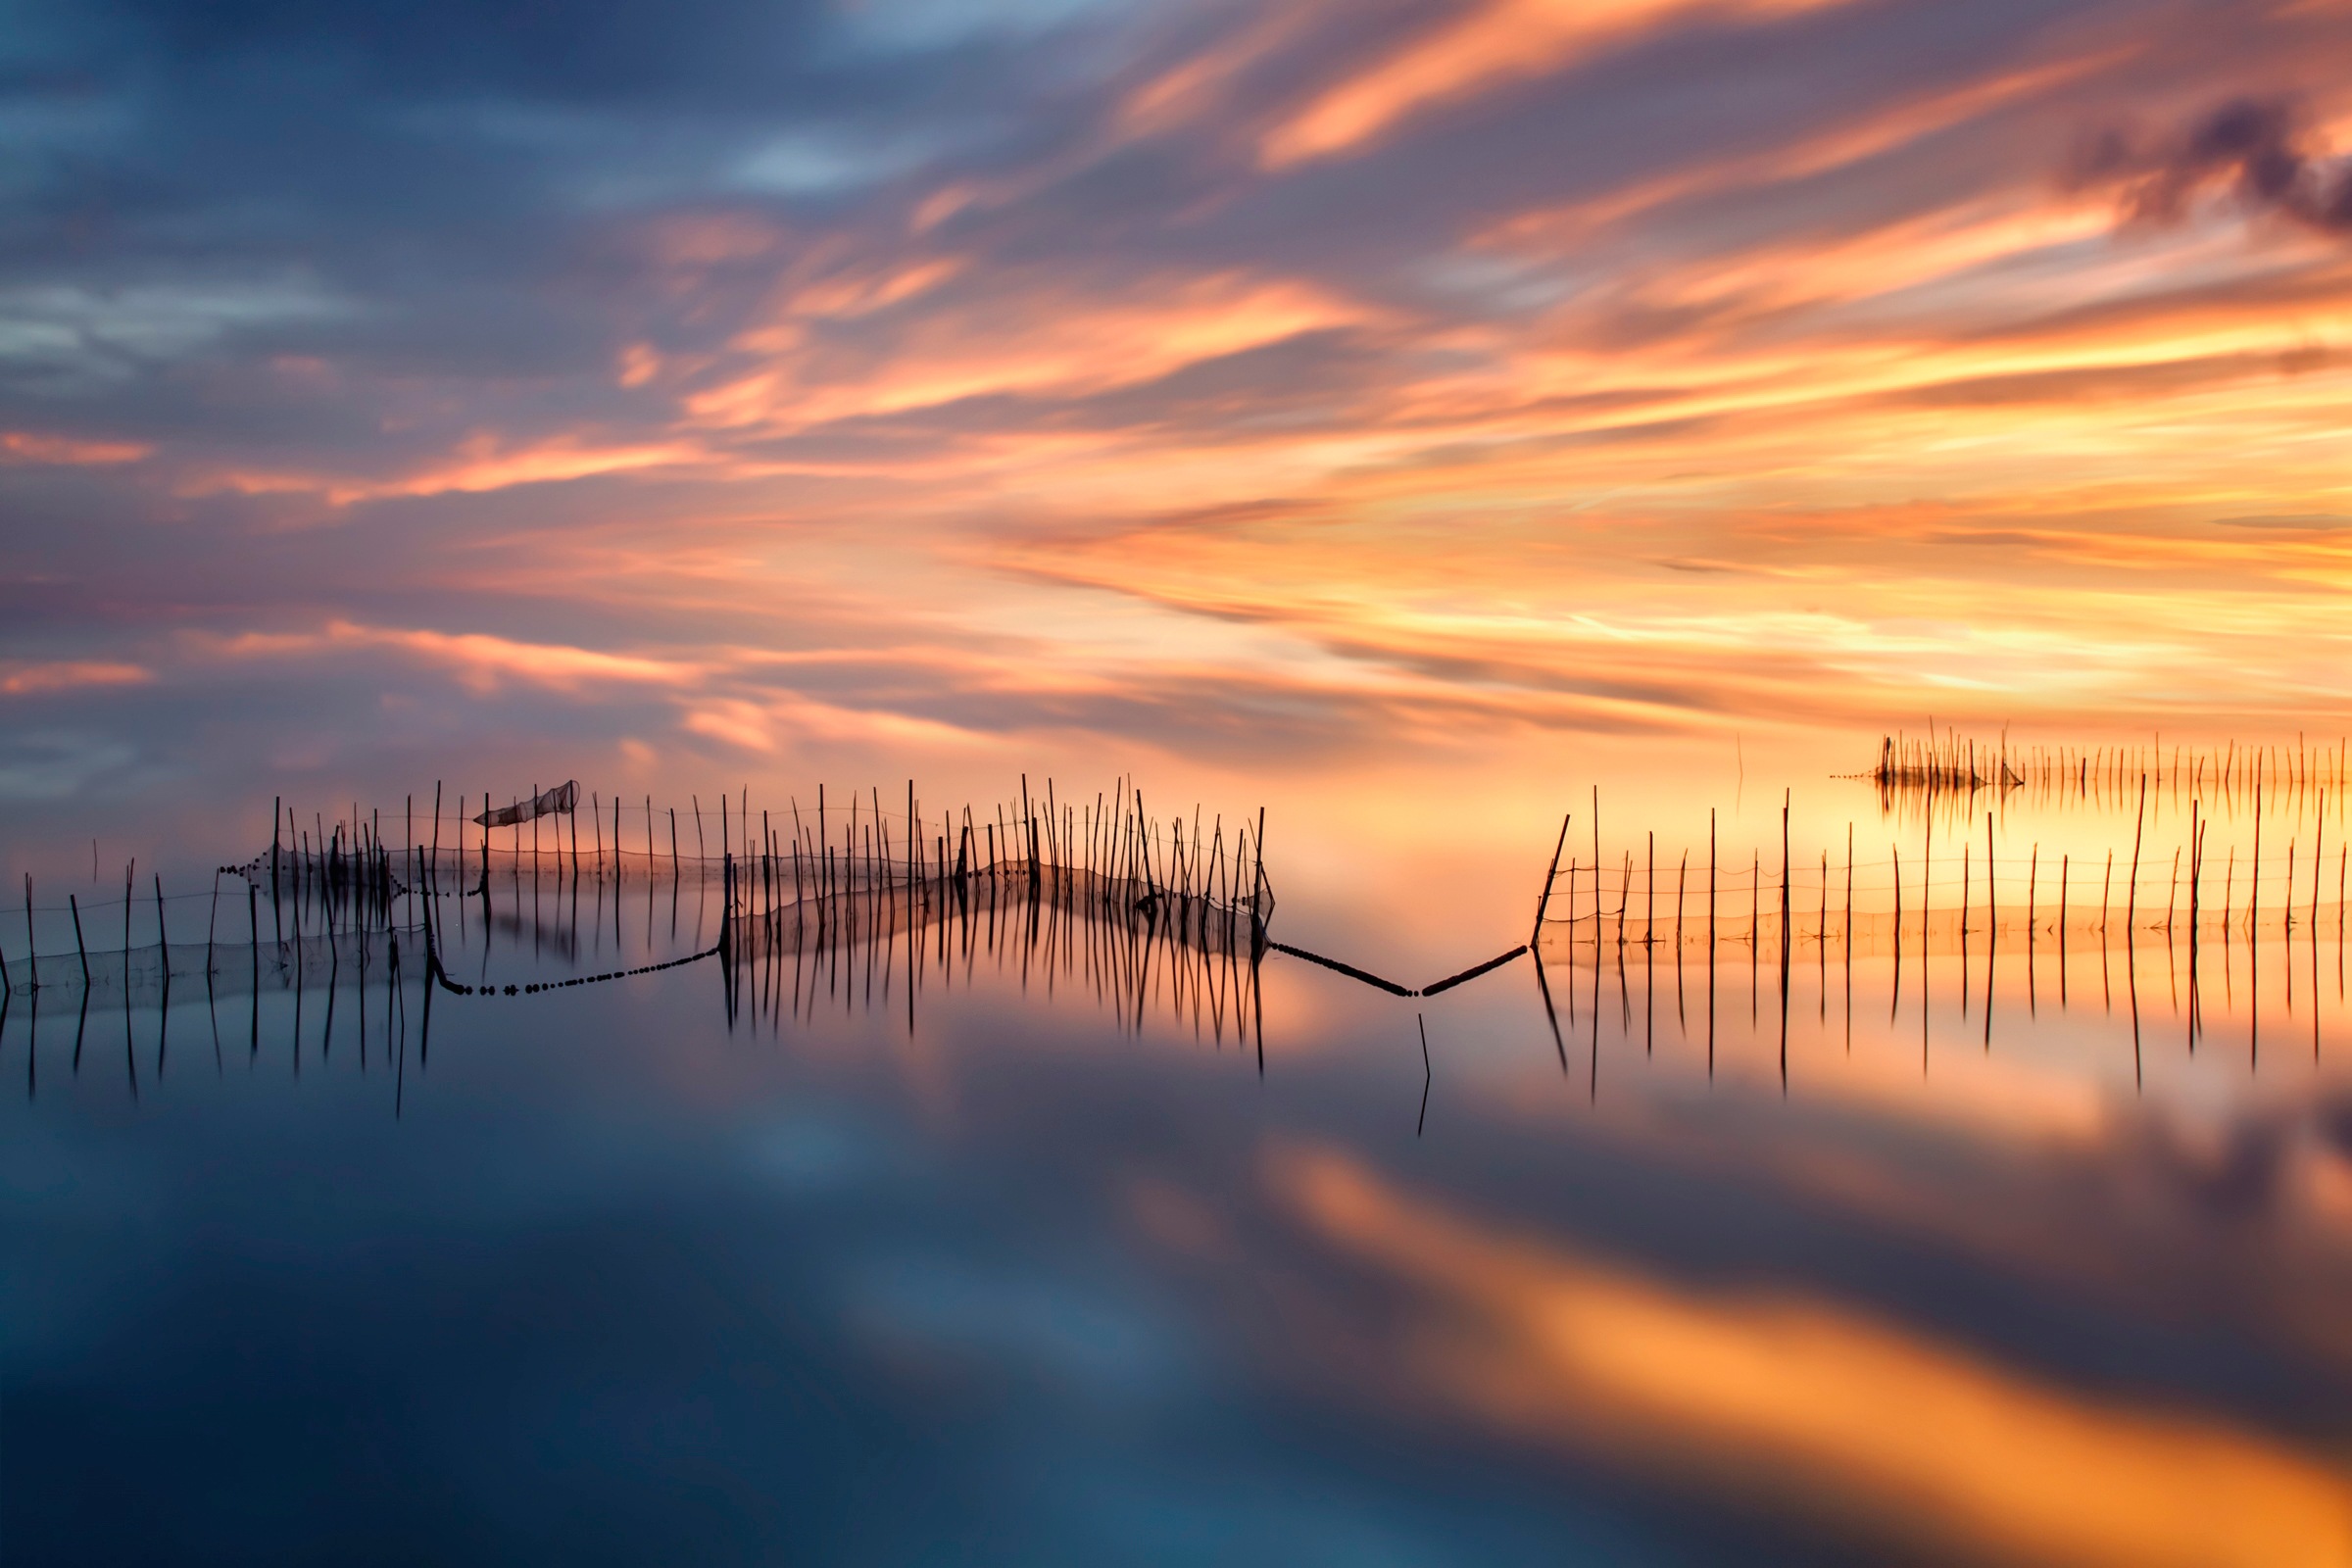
[4,0,2351,827]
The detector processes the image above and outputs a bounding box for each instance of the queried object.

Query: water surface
[6,770,2350,1566]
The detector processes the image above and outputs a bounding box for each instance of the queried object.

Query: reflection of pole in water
[1779,798,1790,1093]
[2026,843,2039,1016]
[1983,812,1996,1051]
[1590,892,1601,1102]
[2316,792,2327,1060]
[1815,849,1828,1025]
[2128,914,2143,1091]
[1960,841,1972,1019]
[2251,780,2262,1064]
[2187,805,2203,1052]
[1842,857,1853,1055]
[1881,837,1899,1024]
[2285,836,2295,1020]
[1416,1014,1431,1137]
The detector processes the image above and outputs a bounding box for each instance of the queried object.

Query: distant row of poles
[1871,729,2350,797]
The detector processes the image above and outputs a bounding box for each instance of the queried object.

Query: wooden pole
[2314,790,2326,934]
[2250,779,2261,939]
[1252,807,1266,928]
[1985,812,1995,937]
[155,873,171,1008]
[1531,813,1570,944]
[1591,786,1601,930]
[1781,793,1791,955]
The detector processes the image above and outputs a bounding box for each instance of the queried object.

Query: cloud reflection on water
[1254,1143,2352,1568]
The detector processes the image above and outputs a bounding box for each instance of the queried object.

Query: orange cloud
[0,661,153,696]
[204,621,701,694]
[339,436,710,503]
[1,431,152,466]
[1266,1145,2352,1568]
[677,689,981,754]
[183,434,715,506]
[1260,0,1859,169]
[686,270,1365,433]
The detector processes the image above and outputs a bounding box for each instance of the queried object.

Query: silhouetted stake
[155,873,171,1014]
[1984,810,1995,933]
[2314,790,2326,940]
[1592,787,1601,932]
[1532,813,1570,943]
[2250,776,2263,949]
[69,893,89,990]
[2126,776,2146,944]
[1647,830,1657,950]
[1677,851,1688,950]
[1253,806,1267,939]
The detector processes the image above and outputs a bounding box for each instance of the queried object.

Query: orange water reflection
[1247,1144,2352,1568]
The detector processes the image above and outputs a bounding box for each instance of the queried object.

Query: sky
[3,0,2351,846]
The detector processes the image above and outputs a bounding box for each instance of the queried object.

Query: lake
[6,755,2349,1565]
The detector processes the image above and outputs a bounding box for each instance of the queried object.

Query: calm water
[6,774,2351,1566]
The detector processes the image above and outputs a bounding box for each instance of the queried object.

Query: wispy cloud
[0,660,153,697]
[1258,0,1861,169]
[203,622,704,693]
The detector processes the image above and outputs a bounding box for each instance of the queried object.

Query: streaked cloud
[1259,0,1860,169]
[4,0,2352,788]
[204,622,703,693]
[0,660,153,697]
[0,431,150,465]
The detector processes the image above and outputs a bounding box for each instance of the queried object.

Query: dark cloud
[2079,95,2352,236]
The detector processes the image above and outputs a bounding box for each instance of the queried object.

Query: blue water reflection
[6,812,2350,1565]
